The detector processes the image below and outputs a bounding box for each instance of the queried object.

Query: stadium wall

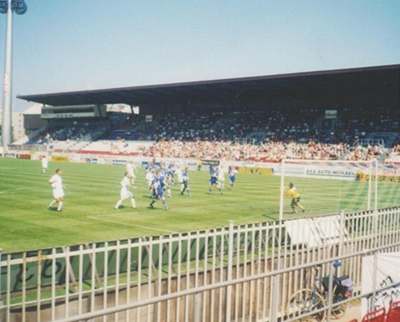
[2,149,372,181]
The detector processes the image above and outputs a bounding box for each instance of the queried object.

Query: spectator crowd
[143,140,384,162]
[27,108,398,162]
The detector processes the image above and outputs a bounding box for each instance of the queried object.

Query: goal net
[277,159,380,220]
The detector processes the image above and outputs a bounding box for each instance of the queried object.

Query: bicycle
[366,276,400,312]
[286,260,353,321]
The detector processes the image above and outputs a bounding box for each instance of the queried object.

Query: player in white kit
[115,172,137,209]
[145,169,155,191]
[48,168,64,212]
[217,165,225,194]
[126,161,136,184]
[41,155,49,174]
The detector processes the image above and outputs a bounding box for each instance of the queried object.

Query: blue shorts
[155,192,164,200]
[209,177,218,185]
[152,187,164,199]
[229,175,236,183]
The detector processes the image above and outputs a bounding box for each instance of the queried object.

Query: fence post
[194,232,202,322]
[367,161,372,210]
[371,251,378,309]
[373,160,379,249]
[374,159,378,212]
[373,211,379,249]
[326,261,335,322]
[338,211,345,275]
[225,221,234,322]
[194,294,202,322]
[271,219,282,322]
[270,275,280,322]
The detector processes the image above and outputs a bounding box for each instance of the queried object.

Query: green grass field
[0,158,399,252]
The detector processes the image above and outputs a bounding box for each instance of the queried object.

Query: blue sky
[0,0,399,111]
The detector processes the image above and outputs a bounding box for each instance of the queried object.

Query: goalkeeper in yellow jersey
[287,182,305,214]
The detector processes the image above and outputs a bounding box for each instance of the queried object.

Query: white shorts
[120,189,133,200]
[53,189,64,199]
[127,170,134,178]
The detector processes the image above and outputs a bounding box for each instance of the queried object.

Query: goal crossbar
[282,158,376,164]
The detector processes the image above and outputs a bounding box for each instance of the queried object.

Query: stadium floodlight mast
[0,0,27,150]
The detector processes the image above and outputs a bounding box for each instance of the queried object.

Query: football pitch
[0,158,399,252]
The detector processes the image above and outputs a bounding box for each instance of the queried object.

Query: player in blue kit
[149,171,168,210]
[167,163,176,184]
[228,166,238,188]
[179,167,191,196]
[164,163,176,198]
[208,165,219,193]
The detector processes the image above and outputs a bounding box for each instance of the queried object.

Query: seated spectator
[27,108,396,161]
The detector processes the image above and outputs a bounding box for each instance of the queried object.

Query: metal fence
[1,206,400,322]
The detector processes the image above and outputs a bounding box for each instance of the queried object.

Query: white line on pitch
[87,215,173,234]
[0,187,28,194]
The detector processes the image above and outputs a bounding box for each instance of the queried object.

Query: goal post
[278,158,378,221]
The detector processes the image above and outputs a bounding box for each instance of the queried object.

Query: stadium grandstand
[16,64,400,163]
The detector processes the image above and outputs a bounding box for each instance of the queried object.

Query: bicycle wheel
[286,289,326,321]
[329,286,348,319]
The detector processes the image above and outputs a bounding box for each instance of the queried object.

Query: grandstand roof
[18,64,400,112]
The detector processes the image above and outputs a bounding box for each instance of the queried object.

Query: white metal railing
[51,240,400,322]
[1,207,400,322]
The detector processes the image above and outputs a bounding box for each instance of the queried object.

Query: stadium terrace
[15,64,400,161]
